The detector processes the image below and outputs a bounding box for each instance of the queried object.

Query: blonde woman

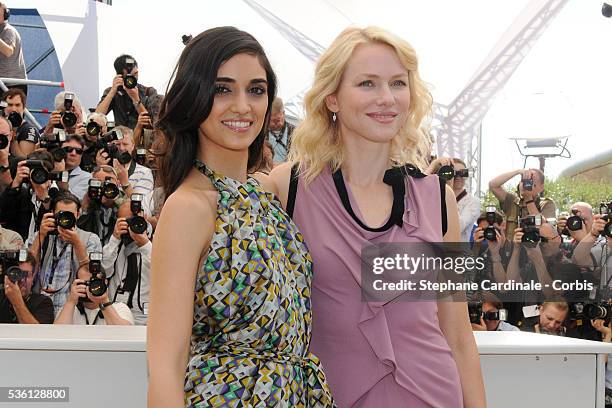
[270,27,486,407]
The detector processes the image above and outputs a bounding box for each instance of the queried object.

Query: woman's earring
[332,112,337,122]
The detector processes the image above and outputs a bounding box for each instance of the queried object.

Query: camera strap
[77,302,103,325]
[456,189,467,203]
[48,239,69,285]
[127,160,136,178]
[111,242,143,311]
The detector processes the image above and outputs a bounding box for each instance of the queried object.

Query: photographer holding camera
[425,157,481,242]
[0,115,16,192]
[521,301,569,336]
[30,191,102,315]
[96,55,158,129]
[54,252,133,325]
[60,134,91,200]
[78,165,124,246]
[81,112,108,173]
[0,149,66,241]
[102,198,150,325]
[0,250,54,324]
[489,168,556,237]
[470,295,520,332]
[43,92,86,137]
[558,202,594,244]
[95,126,153,196]
[1,89,39,158]
[573,206,612,289]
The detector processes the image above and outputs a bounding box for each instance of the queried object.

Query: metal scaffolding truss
[434,0,569,196]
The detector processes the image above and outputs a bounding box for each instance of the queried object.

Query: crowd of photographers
[0,54,156,326]
[0,52,611,346]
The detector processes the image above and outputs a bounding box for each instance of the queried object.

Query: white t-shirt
[71,302,134,325]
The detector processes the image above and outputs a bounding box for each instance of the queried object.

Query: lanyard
[48,239,69,285]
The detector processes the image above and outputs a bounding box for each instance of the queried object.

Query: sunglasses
[62,146,83,155]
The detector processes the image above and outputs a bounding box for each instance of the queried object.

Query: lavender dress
[289,166,463,407]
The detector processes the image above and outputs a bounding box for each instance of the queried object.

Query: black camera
[59,92,77,129]
[600,201,612,238]
[48,211,76,235]
[25,159,68,185]
[566,209,584,232]
[135,148,147,166]
[123,58,138,89]
[82,251,107,297]
[122,193,147,245]
[7,110,21,128]
[437,164,470,181]
[584,302,612,321]
[0,250,28,290]
[87,177,120,202]
[603,2,612,18]
[86,120,101,137]
[483,206,498,241]
[468,301,508,324]
[522,177,533,191]
[106,144,132,165]
[40,129,67,162]
[0,133,8,149]
[519,215,542,244]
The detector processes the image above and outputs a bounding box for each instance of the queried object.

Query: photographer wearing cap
[30,191,102,315]
[1,89,39,158]
[81,112,108,173]
[426,157,481,242]
[96,54,158,129]
[54,255,133,325]
[95,126,153,196]
[0,149,62,241]
[0,2,27,94]
[61,134,91,200]
[488,168,557,238]
[77,165,124,246]
[0,250,54,324]
[102,199,150,325]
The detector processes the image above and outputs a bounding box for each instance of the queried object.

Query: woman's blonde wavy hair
[288,26,433,184]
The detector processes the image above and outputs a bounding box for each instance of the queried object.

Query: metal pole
[0,78,64,88]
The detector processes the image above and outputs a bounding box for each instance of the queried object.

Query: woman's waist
[190,342,315,367]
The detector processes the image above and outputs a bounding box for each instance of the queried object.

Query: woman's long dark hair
[156,26,277,196]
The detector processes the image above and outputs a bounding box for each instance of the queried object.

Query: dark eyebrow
[215,77,268,85]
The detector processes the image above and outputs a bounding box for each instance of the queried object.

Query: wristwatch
[99,301,113,311]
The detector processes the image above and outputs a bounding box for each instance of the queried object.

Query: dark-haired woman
[147,27,334,408]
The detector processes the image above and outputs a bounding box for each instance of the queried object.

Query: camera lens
[123,74,138,89]
[5,265,25,283]
[437,165,455,181]
[102,182,120,200]
[7,111,21,128]
[50,147,66,163]
[128,216,147,235]
[604,220,612,238]
[521,230,540,245]
[30,168,49,185]
[86,121,101,137]
[0,134,8,149]
[484,226,497,241]
[117,151,132,165]
[566,215,583,231]
[88,278,107,297]
[61,111,78,128]
[56,211,76,230]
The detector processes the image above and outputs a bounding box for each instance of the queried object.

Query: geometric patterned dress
[184,160,335,407]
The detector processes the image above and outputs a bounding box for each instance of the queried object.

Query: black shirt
[98,84,158,129]
[0,293,54,323]
[16,122,40,144]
